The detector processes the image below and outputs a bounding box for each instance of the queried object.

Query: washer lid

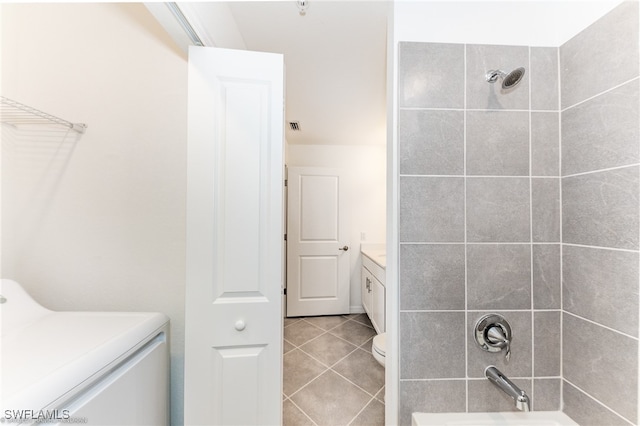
[372,333,386,356]
[2,311,168,413]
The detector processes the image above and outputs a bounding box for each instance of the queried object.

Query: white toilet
[372,332,386,367]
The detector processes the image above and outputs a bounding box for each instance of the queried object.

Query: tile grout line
[399,106,560,113]
[286,397,320,426]
[463,42,469,414]
[562,162,640,179]
[289,316,374,352]
[346,395,378,426]
[560,75,640,113]
[557,41,564,411]
[296,340,360,370]
[561,242,640,254]
[563,379,635,426]
[528,45,536,408]
[563,310,639,341]
[330,366,385,400]
[400,308,562,314]
[399,174,562,178]
[285,361,329,401]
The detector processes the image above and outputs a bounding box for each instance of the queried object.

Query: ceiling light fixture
[296,0,309,16]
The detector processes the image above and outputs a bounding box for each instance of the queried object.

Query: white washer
[1,279,170,426]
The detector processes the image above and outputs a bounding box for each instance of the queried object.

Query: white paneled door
[185,46,283,425]
[286,167,350,317]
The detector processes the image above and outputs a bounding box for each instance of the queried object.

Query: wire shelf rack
[0,96,87,134]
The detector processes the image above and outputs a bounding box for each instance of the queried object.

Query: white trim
[350,305,366,314]
[385,2,399,423]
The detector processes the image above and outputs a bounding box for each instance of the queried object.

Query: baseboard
[350,305,365,314]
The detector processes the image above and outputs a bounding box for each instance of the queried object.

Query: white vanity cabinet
[361,251,385,334]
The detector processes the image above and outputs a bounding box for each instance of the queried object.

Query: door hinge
[283,288,287,295]
[284,179,288,187]
[284,233,287,241]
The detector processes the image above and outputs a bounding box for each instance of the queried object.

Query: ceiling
[224,1,388,146]
[153,1,623,147]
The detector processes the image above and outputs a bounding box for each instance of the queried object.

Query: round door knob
[235,320,246,331]
[339,245,349,251]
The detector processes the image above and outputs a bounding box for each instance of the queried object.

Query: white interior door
[286,167,349,317]
[185,46,283,426]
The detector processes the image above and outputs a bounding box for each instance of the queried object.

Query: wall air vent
[288,121,301,131]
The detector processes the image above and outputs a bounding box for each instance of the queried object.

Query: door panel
[185,46,283,425]
[287,167,349,317]
[300,175,339,240]
[300,256,338,298]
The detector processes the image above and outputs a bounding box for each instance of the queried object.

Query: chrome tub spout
[484,366,530,411]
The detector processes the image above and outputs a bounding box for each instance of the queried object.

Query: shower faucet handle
[487,325,511,362]
[504,339,511,362]
[474,314,513,363]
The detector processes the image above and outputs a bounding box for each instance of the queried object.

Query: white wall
[1,4,187,425]
[286,144,386,312]
[395,0,623,47]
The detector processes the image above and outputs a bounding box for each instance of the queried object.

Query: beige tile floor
[283,314,385,426]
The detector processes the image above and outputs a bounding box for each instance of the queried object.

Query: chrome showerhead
[486,67,526,89]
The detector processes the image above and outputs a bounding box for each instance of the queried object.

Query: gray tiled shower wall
[559,2,639,425]
[398,40,562,424]
[397,2,639,425]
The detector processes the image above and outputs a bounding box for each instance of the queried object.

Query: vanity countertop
[361,248,386,269]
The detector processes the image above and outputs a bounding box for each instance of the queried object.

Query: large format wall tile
[532,178,560,242]
[469,379,532,412]
[534,311,560,377]
[467,177,530,242]
[466,44,529,110]
[399,176,465,242]
[562,166,639,250]
[560,1,639,108]
[467,244,531,310]
[400,244,465,310]
[561,80,639,176]
[400,312,466,379]
[563,313,638,421]
[532,244,561,309]
[399,380,466,425]
[534,379,561,411]
[531,112,559,177]
[467,311,532,378]
[530,47,559,111]
[563,382,631,426]
[466,111,529,176]
[563,244,639,336]
[399,42,464,108]
[399,109,464,175]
